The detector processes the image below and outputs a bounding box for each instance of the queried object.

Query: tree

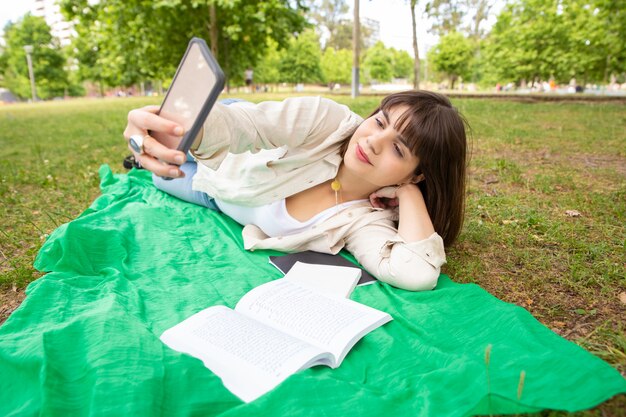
[428,31,473,89]
[561,0,626,84]
[1,14,74,100]
[278,29,323,84]
[362,41,393,83]
[254,39,282,89]
[308,0,374,51]
[62,0,309,89]
[425,0,463,36]
[321,47,352,87]
[391,48,413,80]
[480,0,569,86]
[409,0,420,89]
[309,0,349,48]
[478,0,626,86]
[425,0,495,39]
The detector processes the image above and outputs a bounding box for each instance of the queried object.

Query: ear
[412,173,425,184]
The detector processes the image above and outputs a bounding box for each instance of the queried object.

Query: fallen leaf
[553,321,566,328]
[565,210,581,217]
[619,292,626,305]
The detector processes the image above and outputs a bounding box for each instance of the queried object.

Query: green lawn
[0,94,625,415]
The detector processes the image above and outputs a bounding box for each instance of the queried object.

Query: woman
[123,90,468,291]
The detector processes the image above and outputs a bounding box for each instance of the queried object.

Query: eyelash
[375,117,404,157]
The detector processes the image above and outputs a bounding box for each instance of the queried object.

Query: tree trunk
[351,0,360,98]
[208,3,219,59]
[410,0,420,90]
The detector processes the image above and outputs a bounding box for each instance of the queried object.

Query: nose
[366,130,393,155]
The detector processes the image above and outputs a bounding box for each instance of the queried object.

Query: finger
[369,194,382,209]
[127,109,184,137]
[142,135,187,166]
[135,153,185,178]
[140,105,161,113]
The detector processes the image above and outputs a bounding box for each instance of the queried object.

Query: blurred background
[0,0,625,102]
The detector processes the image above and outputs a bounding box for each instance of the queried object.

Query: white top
[215,198,368,238]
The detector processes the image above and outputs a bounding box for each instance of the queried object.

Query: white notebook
[283,261,361,298]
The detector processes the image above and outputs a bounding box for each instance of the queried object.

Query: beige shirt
[190,97,446,291]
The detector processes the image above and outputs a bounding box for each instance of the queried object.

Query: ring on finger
[129,134,149,154]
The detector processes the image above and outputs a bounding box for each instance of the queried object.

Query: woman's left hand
[369,186,402,209]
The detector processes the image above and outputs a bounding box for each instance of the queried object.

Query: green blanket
[1,166,624,416]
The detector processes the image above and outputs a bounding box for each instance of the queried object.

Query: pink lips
[356,144,371,164]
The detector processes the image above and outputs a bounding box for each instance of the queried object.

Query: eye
[394,143,404,157]
[375,117,384,128]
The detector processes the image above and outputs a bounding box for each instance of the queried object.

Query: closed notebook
[269,251,377,286]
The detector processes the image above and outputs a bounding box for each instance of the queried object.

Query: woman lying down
[123,91,469,291]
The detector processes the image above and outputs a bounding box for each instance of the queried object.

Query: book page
[236,279,391,366]
[160,305,327,402]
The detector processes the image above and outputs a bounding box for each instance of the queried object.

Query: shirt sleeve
[344,219,446,291]
[191,96,355,170]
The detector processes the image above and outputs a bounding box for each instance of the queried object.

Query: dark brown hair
[341,90,468,246]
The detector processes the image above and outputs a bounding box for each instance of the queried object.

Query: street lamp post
[23,45,37,102]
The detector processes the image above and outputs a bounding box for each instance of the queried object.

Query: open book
[160,279,392,402]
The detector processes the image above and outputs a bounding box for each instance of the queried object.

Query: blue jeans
[152,162,220,210]
[151,98,246,210]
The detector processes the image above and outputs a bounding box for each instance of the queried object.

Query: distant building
[31,0,74,47]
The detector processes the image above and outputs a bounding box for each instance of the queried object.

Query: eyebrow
[381,109,410,148]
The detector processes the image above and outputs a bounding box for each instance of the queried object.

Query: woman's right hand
[123,105,188,178]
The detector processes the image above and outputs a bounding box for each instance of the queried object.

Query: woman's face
[344,105,420,188]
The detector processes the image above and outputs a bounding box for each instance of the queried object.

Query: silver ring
[129,134,146,154]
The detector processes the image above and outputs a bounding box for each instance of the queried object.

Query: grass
[0,94,625,415]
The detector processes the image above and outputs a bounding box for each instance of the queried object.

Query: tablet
[151,37,225,153]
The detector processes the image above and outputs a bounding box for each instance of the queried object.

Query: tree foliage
[425,0,495,39]
[361,41,413,84]
[62,0,308,89]
[362,41,393,83]
[481,0,626,85]
[428,31,474,88]
[320,47,352,86]
[0,14,77,100]
[278,29,323,84]
[308,0,348,47]
[254,38,282,86]
[391,49,414,79]
[308,0,374,51]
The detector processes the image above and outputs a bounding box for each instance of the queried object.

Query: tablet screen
[152,38,224,152]
[159,42,217,134]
